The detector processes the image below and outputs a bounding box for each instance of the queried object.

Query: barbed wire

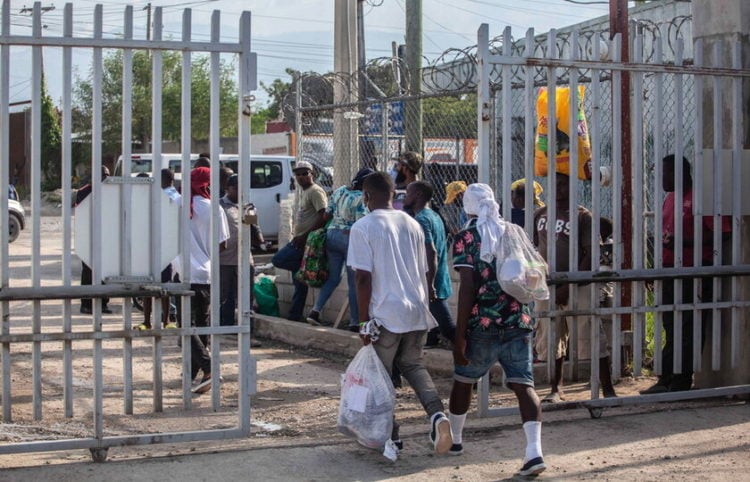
[291,14,693,108]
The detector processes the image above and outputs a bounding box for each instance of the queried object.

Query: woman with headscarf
[305,168,374,330]
[447,183,546,476]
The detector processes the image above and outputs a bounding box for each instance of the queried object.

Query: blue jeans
[271,242,307,321]
[312,229,358,326]
[220,265,237,326]
[454,326,535,387]
[426,298,456,345]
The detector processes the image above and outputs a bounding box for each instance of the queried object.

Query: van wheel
[8,214,20,243]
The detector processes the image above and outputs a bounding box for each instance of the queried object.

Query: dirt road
[0,215,748,480]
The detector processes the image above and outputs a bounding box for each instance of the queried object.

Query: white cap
[293,160,314,172]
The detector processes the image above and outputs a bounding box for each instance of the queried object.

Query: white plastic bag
[337,344,395,451]
[497,223,550,303]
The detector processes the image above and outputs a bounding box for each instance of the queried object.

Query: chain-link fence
[290,11,694,246]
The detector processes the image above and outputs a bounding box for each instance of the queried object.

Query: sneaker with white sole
[191,374,224,394]
[518,456,546,476]
[449,443,464,456]
[429,412,453,455]
[305,311,321,326]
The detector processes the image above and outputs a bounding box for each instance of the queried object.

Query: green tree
[72,50,238,162]
[423,93,477,139]
[40,79,62,190]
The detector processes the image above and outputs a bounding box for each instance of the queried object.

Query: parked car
[8,185,25,243]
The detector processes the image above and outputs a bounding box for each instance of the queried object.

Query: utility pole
[404,0,423,155]
[610,0,632,329]
[333,0,358,187]
[144,3,152,41]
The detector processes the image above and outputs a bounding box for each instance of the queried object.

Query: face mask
[388,167,398,182]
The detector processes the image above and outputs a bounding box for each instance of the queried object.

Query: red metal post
[610,0,632,329]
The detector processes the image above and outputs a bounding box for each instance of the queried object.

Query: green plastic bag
[253,274,280,317]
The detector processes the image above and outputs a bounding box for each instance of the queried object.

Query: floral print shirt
[452,219,534,331]
[326,186,367,231]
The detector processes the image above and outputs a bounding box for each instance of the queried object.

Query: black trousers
[80,261,109,309]
[660,277,711,387]
[190,283,212,379]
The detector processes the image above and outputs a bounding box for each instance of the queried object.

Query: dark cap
[351,168,375,190]
[397,151,423,174]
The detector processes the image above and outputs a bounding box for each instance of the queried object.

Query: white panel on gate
[74,180,180,278]
[700,149,750,215]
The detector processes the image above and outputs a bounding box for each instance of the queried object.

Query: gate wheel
[90,447,109,463]
[588,407,603,419]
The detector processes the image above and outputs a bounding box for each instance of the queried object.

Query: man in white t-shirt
[188,167,230,394]
[347,171,452,458]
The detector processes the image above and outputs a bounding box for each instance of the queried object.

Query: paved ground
[1,401,748,481]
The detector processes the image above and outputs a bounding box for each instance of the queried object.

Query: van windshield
[131,158,153,174]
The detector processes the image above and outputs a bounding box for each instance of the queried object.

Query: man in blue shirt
[404,181,455,347]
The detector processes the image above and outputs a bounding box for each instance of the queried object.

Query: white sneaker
[429,412,453,455]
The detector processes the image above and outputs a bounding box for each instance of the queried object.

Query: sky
[5,0,616,108]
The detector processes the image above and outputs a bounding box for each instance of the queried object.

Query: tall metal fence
[476,20,750,417]
[0,1,257,460]
[293,7,750,418]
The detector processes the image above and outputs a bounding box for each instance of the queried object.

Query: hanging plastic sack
[294,226,329,287]
[534,85,593,180]
[497,223,550,303]
[337,344,396,454]
[253,274,280,317]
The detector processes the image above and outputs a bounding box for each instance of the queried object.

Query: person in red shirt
[641,154,730,394]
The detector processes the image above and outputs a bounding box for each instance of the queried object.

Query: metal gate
[476,21,750,417]
[0,1,257,460]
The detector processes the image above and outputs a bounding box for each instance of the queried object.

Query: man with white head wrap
[448,183,546,476]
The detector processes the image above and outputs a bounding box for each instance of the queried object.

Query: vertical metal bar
[653,37,666,377]
[209,9,222,409]
[151,6,164,413]
[545,29,558,384]
[523,28,534,236]
[295,74,302,162]
[0,0,11,422]
[381,103,388,171]
[673,39,685,376]
[710,42,722,371]
[477,24,490,184]
[61,1,74,419]
[475,24,490,413]
[730,40,742,368]
[568,30,580,382]
[691,41,704,374]
[501,26,512,220]
[237,9,254,436]
[121,4,134,416]
[180,8,193,409]
[590,34,604,393]
[91,3,104,442]
[610,33,623,386]
[31,1,43,422]
[631,29,644,378]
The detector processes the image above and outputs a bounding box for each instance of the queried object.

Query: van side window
[251,161,283,188]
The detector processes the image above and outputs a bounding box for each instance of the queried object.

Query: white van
[220,154,296,242]
[114,153,199,187]
[114,153,302,242]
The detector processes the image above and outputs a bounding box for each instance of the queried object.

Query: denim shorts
[453,327,534,388]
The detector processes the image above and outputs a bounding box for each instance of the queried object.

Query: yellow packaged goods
[534,85,593,180]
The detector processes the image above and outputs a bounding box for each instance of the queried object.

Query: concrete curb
[252,314,546,381]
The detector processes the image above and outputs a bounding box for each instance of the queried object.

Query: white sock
[523,421,543,462]
[448,412,467,445]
